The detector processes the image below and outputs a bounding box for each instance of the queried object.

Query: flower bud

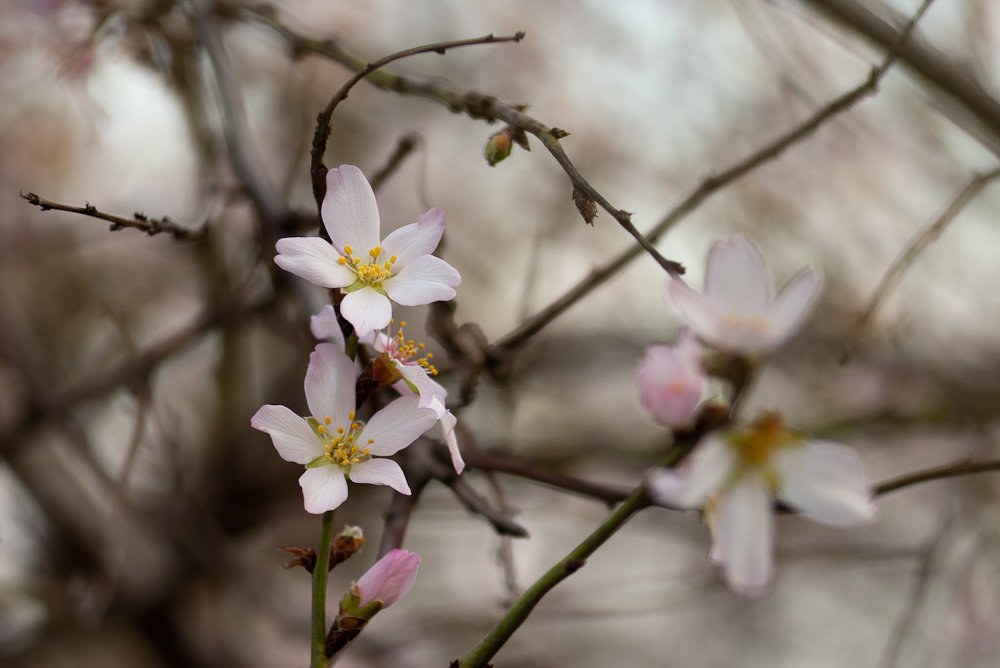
[484,128,513,166]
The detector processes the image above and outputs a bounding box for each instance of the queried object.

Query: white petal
[251,404,320,464]
[704,236,771,313]
[349,458,411,494]
[396,364,444,411]
[440,410,464,474]
[380,207,445,268]
[775,440,877,526]
[667,279,726,345]
[309,305,346,349]
[304,344,356,423]
[716,473,774,596]
[299,466,349,513]
[362,395,438,456]
[648,435,736,508]
[275,237,356,288]
[340,287,393,337]
[382,255,460,306]
[322,165,381,254]
[762,268,823,349]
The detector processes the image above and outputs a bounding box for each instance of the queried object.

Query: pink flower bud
[637,329,706,428]
[355,549,420,608]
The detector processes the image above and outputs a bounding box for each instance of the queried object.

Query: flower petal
[299,466,349,514]
[715,472,774,596]
[775,440,876,526]
[304,344,357,424]
[647,435,735,508]
[380,207,446,268]
[362,395,438,456]
[667,279,726,345]
[761,268,823,349]
[704,236,771,313]
[310,305,346,350]
[382,255,460,306]
[322,165,381,254]
[348,457,411,494]
[395,364,445,411]
[251,404,320,464]
[275,237,356,288]
[439,409,464,474]
[636,341,704,428]
[356,549,421,608]
[340,287,393,337]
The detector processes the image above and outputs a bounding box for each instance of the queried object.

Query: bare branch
[21,191,203,240]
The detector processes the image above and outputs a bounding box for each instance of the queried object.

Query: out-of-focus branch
[844,165,1000,362]
[798,0,1000,151]
[466,451,630,506]
[21,192,203,239]
[873,459,1000,496]
[369,132,421,192]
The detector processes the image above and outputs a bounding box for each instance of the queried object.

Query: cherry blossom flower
[637,328,706,429]
[274,165,461,337]
[648,413,876,596]
[250,344,437,514]
[312,309,464,474]
[667,236,822,355]
[354,549,420,609]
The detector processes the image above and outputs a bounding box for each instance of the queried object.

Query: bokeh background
[2,0,1000,666]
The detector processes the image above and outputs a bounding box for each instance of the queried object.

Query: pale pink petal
[704,236,771,313]
[304,344,356,423]
[356,549,420,608]
[275,237,356,288]
[716,472,774,596]
[667,279,726,345]
[380,207,445,268]
[774,440,876,526]
[322,165,380,254]
[310,305,346,349]
[340,287,393,337]
[251,404,320,464]
[439,409,464,474]
[395,364,443,410]
[761,268,823,349]
[382,255,460,306]
[299,466,350,513]
[636,342,704,428]
[361,395,438,456]
[646,435,735,508]
[348,457,411,494]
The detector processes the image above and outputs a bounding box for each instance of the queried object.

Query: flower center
[308,411,373,472]
[722,313,770,334]
[386,320,437,376]
[730,412,792,468]
[338,244,397,287]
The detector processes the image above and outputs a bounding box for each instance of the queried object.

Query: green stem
[311,510,335,668]
[456,484,649,667]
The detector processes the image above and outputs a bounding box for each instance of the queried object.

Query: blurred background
[2,0,1000,666]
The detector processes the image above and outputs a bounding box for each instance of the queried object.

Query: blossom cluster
[638,236,876,596]
[252,165,464,515]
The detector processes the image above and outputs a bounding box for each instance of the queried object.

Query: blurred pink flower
[355,549,420,609]
[251,344,437,513]
[667,236,822,355]
[275,165,461,337]
[648,414,876,596]
[637,328,706,429]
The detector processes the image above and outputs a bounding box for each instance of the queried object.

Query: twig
[485,0,934,358]
[467,451,630,506]
[21,192,202,240]
[873,458,1000,496]
[369,132,422,192]
[843,166,1000,362]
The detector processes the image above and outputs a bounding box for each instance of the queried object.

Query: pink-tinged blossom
[667,236,822,355]
[274,165,461,337]
[355,549,420,609]
[364,321,464,474]
[637,329,706,429]
[648,413,876,596]
[310,305,346,350]
[250,344,437,513]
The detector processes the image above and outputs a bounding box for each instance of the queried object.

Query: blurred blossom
[274,165,461,337]
[637,328,706,429]
[667,236,822,355]
[250,344,437,513]
[648,413,876,596]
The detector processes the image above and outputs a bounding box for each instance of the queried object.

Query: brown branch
[466,452,630,506]
[369,132,421,192]
[873,459,1000,496]
[21,192,202,240]
[843,165,1000,362]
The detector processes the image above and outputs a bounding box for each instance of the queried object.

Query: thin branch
[369,132,421,192]
[873,459,1000,496]
[21,192,203,240]
[843,165,1000,362]
[467,451,630,506]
